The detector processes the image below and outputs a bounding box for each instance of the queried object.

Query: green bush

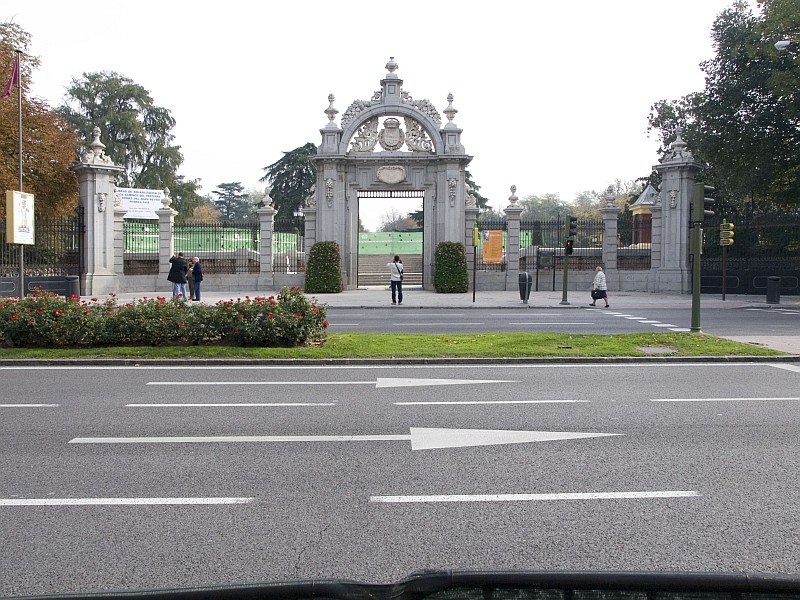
[0,288,328,348]
[434,241,469,293]
[304,241,343,293]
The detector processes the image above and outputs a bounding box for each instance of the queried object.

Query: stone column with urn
[70,127,125,295]
[257,194,276,289]
[503,185,523,289]
[155,189,177,293]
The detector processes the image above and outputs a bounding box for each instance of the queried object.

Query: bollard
[766,276,781,305]
[519,272,532,304]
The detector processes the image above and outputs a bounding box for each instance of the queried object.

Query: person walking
[387,255,403,305]
[191,257,203,301]
[590,265,609,307]
[167,252,189,299]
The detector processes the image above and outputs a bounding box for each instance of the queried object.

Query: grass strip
[0,332,785,359]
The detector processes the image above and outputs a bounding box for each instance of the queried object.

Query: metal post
[690,224,702,332]
[15,50,24,297]
[721,244,727,301]
[560,252,570,305]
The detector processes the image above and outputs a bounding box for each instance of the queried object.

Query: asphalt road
[325,305,800,336]
[1,363,799,596]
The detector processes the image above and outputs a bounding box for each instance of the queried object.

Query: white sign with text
[117,188,165,220]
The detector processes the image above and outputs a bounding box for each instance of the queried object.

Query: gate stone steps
[358,255,422,286]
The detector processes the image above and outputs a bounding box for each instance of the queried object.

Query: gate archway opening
[356,190,424,288]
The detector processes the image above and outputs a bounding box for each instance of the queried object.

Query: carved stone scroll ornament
[378,117,405,151]
[377,166,406,185]
[404,117,433,152]
[400,91,442,127]
[350,118,379,153]
[448,177,457,207]
[325,178,335,208]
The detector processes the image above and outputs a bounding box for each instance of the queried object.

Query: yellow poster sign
[482,230,503,264]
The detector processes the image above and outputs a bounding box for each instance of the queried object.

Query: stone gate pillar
[600,186,620,289]
[649,197,663,291]
[257,202,276,289]
[653,128,703,293]
[503,186,523,290]
[155,190,176,293]
[70,127,125,295]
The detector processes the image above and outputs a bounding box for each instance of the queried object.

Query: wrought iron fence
[123,219,159,275]
[519,216,603,271]
[0,208,83,277]
[701,209,800,294]
[273,216,305,273]
[174,222,260,274]
[617,212,651,270]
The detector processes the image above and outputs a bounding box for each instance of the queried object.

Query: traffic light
[692,183,716,222]
[565,239,574,255]
[564,215,577,238]
[720,221,734,246]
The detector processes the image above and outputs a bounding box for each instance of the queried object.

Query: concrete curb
[0,355,797,367]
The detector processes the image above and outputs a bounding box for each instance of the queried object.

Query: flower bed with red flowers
[0,287,328,348]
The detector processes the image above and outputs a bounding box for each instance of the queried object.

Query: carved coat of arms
[378,117,405,151]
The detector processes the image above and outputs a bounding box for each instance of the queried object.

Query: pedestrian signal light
[692,183,716,222]
[720,222,734,246]
[565,239,574,255]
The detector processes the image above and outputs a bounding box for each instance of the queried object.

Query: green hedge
[434,241,469,293]
[304,241,343,293]
[0,288,327,348]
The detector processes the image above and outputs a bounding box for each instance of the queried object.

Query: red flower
[233,327,239,333]
[53,322,59,328]
[268,313,274,320]
[91,297,98,302]
[323,320,329,328]
[178,322,183,328]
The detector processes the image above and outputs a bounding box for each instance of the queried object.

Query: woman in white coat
[590,266,609,307]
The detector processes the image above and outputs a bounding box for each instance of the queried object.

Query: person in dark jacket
[167,252,189,299]
[191,257,203,301]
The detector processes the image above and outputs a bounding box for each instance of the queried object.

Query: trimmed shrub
[0,288,328,348]
[304,241,343,293]
[434,241,469,293]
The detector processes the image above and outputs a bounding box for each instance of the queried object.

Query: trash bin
[64,275,80,298]
[766,276,781,304]
[519,272,532,304]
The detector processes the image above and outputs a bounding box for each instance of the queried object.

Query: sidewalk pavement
[92,286,800,355]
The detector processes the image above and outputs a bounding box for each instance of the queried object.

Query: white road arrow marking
[147,378,515,388]
[69,428,621,450]
[375,378,514,388]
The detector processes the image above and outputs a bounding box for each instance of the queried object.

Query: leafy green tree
[261,142,317,219]
[57,71,183,189]
[211,182,252,221]
[170,176,205,223]
[0,22,78,218]
[518,193,570,219]
[646,1,800,210]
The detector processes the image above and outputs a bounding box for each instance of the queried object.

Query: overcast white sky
[11,1,741,229]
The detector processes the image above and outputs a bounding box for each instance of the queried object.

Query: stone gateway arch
[305,58,472,290]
